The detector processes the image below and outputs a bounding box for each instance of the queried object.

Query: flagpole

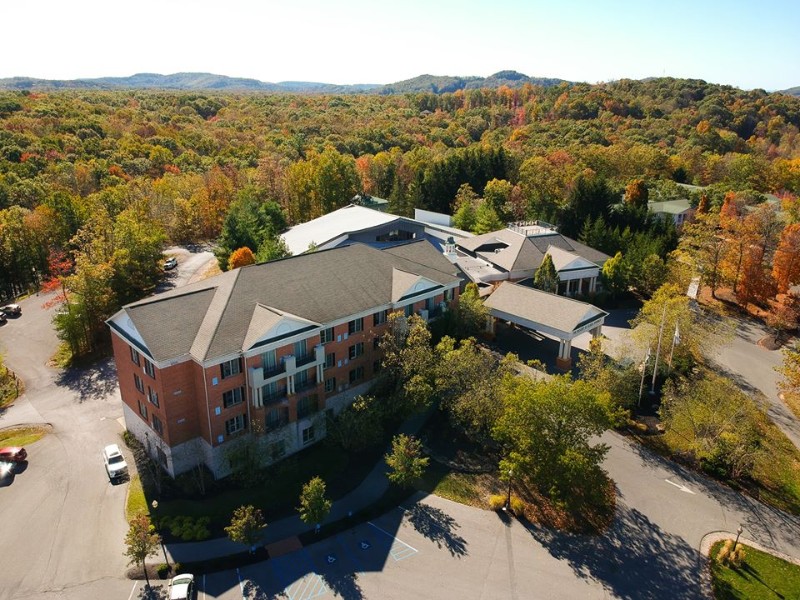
[638,347,650,407]
[650,303,667,394]
[668,323,679,371]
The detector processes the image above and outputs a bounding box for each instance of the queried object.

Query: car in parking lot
[0,311,6,325]
[169,573,195,600]
[102,444,128,481]
[163,257,178,270]
[0,447,27,463]
[1,304,21,317]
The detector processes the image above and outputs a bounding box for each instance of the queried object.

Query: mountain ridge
[0,70,565,93]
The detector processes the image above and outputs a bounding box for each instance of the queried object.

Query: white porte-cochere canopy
[483,281,608,368]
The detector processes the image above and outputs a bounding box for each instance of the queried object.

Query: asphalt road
[0,247,214,600]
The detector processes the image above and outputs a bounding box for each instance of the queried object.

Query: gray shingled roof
[114,241,461,363]
[458,228,609,272]
[484,282,607,334]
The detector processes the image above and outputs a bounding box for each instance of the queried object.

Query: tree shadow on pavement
[135,583,168,599]
[404,502,468,557]
[320,570,364,600]
[55,357,118,403]
[528,503,704,600]
[242,579,288,599]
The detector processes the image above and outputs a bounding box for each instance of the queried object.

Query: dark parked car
[0,311,6,325]
[1,304,21,317]
[0,447,27,463]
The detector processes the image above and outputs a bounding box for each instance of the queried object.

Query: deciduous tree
[385,434,429,488]
[297,476,332,527]
[228,247,256,270]
[224,505,266,552]
[123,514,160,588]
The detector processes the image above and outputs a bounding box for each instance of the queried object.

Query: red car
[0,447,27,463]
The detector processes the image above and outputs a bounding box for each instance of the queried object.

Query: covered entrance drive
[484,282,608,369]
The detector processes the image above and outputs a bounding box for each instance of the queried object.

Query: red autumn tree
[737,247,775,308]
[772,223,800,293]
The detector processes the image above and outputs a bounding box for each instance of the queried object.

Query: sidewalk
[166,404,436,564]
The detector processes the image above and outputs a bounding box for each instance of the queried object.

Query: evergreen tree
[533,254,560,294]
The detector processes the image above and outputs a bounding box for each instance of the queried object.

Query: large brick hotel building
[107,241,460,478]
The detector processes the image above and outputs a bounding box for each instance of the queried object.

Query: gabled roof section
[391,268,441,302]
[242,305,321,351]
[109,287,217,362]
[485,282,608,335]
[281,204,400,255]
[114,240,462,363]
[546,246,598,272]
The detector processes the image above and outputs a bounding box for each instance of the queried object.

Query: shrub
[156,563,170,579]
[489,494,507,510]
[716,539,732,564]
[509,496,525,516]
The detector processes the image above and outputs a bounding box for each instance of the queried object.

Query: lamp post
[503,468,514,511]
[151,500,170,567]
[734,525,743,549]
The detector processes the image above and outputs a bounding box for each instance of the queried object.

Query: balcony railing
[297,395,319,419]
[262,363,285,379]
[293,375,318,395]
[264,407,289,432]
[263,389,288,406]
[296,353,316,368]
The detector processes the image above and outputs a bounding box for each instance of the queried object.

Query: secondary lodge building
[108,241,461,478]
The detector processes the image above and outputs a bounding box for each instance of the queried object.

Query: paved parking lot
[194,497,605,600]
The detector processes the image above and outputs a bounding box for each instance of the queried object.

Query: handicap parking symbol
[326,554,336,564]
[360,540,371,550]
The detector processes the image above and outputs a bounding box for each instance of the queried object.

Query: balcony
[297,395,319,419]
[264,407,289,432]
[293,375,318,395]
[262,362,285,379]
[263,389,288,406]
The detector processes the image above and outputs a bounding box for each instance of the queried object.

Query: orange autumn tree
[228,247,256,270]
[772,223,800,293]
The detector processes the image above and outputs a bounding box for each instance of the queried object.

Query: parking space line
[127,582,138,600]
[236,567,245,598]
[367,520,419,561]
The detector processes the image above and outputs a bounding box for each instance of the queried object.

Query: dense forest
[1,77,799,353]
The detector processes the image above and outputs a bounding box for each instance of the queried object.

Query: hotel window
[320,327,334,345]
[325,377,336,393]
[324,352,335,370]
[130,346,140,366]
[373,310,388,326]
[404,304,413,317]
[138,399,148,419]
[147,386,159,408]
[144,359,156,379]
[225,414,247,435]
[152,415,163,436]
[373,361,382,375]
[373,337,381,350]
[134,373,145,393]
[445,288,454,302]
[220,358,242,379]
[349,366,364,384]
[302,425,315,445]
[348,342,364,360]
[348,317,363,334]
[223,386,244,408]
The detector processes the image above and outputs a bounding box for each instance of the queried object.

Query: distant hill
[0,70,566,94]
[0,72,381,93]
[779,86,800,97]
[378,70,566,94]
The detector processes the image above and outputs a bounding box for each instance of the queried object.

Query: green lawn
[710,541,800,599]
[418,461,488,507]
[0,425,48,447]
[126,474,148,521]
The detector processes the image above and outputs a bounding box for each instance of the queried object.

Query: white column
[560,338,572,359]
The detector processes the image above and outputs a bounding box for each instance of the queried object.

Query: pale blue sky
[3,0,798,90]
